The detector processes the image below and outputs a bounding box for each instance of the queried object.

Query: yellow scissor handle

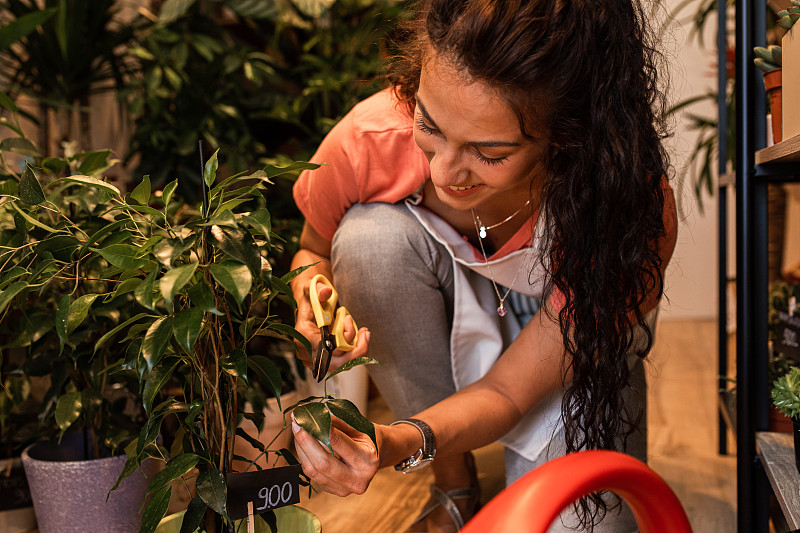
[331,306,358,352]
[310,274,338,328]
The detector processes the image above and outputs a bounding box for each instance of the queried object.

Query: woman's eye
[415,116,438,135]
[474,150,508,166]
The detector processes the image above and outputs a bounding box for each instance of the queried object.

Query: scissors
[309,274,358,382]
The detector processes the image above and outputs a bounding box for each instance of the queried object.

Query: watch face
[402,457,434,473]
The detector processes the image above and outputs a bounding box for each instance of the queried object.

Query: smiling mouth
[448,185,479,192]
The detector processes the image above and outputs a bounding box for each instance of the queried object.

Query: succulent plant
[772,366,800,420]
[754,0,800,72]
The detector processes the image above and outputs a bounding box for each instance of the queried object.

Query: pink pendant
[497,305,507,317]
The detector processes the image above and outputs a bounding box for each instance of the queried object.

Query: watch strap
[391,418,436,472]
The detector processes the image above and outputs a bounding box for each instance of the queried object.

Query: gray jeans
[331,202,648,532]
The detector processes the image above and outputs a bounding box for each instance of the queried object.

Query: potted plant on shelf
[754,0,800,143]
[772,366,800,472]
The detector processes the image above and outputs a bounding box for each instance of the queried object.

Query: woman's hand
[295,283,370,371]
[292,415,381,496]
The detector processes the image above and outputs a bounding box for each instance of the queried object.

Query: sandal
[406,484,481,532]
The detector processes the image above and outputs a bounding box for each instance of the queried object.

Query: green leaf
[209,260,252,305]
[204,148,219,187]
[247,355,283,408]
[19,163,45,205]
[160,262,198,305]
[267,323,311,358]
[35,235,80,262]
[162,180,179,208]
[187,282,222,315]
[78,219,129,257]
[142,316,174,371]
[221,348,247,382]
[94,313,149,354]
[0,137,41,157]
[77,150,112,176]
[131,175,152,205]
[0,281,27,316]
[173,307,204,352]
[0,91,16,113]
[180,496,207,533]
[66,294,99,335]
[209,223,261,276]
[55,295,69,351]
[293,402,332,454]
[55,391,82,434]
[0,8,57,51]
[135,268,159,310]
[196,466,227,515]
[147,453,200,494]
[262,161,320,180]
[158,0,197,25]
[92,244,148,269]
[54,175,121,197]
[143,359,179,415]
[326,398,377,449]
[110,441,143,492]
[140,485,172,533]
[9,201,58,234]
[241,208,272,241]
[324,356,384,380]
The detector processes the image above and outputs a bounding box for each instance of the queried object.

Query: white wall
[659,1,720,320]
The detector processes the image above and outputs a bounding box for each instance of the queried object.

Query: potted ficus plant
[0,97,158,532]
[772,366,800,472]
[0,141,379,532]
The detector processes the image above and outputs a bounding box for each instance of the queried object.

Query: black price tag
[226,465,302,521]
[776,311,800,362]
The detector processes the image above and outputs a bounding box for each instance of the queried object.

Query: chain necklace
[470,206,530,317]
[476,199,531,239]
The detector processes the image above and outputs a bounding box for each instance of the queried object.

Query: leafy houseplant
[0,129,379,531]
[772,366,800,471]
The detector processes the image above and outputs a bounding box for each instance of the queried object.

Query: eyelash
[415,116,508,166]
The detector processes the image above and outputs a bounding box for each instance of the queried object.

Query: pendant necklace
[470,201,531,317]
[476,199,530,239]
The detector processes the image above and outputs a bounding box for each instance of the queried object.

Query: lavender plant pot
[21,432,153,533]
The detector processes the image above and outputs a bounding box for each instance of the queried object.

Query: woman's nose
[428,145,463,183]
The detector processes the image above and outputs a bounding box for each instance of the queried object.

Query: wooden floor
[297,319,737,532]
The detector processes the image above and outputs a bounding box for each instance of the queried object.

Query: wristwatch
[391,418,436,473]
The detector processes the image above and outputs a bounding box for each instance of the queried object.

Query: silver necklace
[470,206,530,317]
[476,199,531,238]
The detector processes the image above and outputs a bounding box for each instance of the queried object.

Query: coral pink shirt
[293,88,537,261]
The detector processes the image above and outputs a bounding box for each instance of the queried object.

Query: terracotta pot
[769,405,794,433]
[763,68,783,144]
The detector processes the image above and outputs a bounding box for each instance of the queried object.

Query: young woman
[288,0,678,531]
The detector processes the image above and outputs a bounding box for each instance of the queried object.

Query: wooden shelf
[756,133,800,165]
[756,431,800,529]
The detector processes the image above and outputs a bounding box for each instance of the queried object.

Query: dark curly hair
[388,0,672,528]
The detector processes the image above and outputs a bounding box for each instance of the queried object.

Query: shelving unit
[725,0,800,525]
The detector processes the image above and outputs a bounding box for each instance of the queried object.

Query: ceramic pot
[155,506,321,533]
[0,457,36,533]
[763,68,783,144]
[21,432,155,533]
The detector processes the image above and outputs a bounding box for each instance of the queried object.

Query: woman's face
[413,52,548,212]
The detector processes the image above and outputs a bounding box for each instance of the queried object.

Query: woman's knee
[331,202,450,289]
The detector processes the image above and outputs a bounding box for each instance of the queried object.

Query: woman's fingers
[292,415,379,497]
[330,327,370,370]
